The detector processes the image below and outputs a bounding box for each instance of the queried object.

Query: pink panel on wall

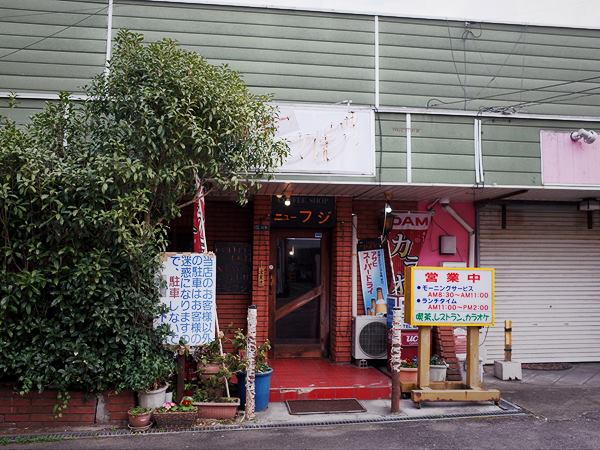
[541,130,600,185]
[416,202,475,267]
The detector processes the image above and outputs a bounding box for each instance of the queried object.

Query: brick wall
[0,387,134,430]
[433,327,462,381]
[330,197,353,362]
[170,201,253,348]
[205,201,253,340]
[167,195,458,372]
[251,196,272,345]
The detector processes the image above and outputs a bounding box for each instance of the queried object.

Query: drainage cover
[522,363,572,371]
[285,399,366,415]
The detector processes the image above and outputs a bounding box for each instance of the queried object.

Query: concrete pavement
[3,362,600,449]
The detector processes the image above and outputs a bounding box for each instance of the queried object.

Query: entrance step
[269,359,391,402]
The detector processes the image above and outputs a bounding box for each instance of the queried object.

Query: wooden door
[269,230,330,358]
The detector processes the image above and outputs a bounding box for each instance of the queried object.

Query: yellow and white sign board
[405,267,495,327]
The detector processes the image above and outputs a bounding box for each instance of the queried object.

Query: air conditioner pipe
[440,200,475,268]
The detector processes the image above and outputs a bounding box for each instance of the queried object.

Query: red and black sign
[271,196,336,228]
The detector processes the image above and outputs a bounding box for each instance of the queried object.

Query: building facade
[3,0,600,365]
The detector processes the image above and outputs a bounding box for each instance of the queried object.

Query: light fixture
[384,203,392,214]
[289,245,295,256]
[284,196,291,207]
[570,128,598,144]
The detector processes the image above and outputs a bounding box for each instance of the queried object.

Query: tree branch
[176,185,214,210]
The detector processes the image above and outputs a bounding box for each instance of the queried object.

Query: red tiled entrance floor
[269,359,391,402]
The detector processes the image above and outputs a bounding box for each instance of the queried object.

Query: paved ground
[5,363,600,449]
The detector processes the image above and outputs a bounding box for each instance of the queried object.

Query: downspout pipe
[351,213,358,317]
[441,202,475,268]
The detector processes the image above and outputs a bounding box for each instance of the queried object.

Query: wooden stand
[411,326,500,408]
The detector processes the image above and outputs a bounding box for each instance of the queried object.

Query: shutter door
[479,204,600,363]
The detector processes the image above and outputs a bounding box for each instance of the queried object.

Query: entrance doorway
[270,230,330,358]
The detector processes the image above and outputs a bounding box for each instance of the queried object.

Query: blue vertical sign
[357,249,389,316]
[157,253,216,345]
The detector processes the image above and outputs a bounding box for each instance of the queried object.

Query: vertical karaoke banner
[387,212,432,294]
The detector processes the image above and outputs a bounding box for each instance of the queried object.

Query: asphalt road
[6,372,600,449]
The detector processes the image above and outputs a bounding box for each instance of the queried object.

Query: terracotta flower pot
[128,411,152,428]
[198,363,221,380]
[400,367,418,384]
[194,397,240,420]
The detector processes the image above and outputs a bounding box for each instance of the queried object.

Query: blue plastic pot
[237,368,273,412]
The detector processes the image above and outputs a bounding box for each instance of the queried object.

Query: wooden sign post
[405,267,500,408]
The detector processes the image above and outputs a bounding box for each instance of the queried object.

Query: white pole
[374,16,380,109]
[245,305,257,420]
[390,306,402,412]
[104,0,114,74]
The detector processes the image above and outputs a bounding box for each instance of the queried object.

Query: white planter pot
[429,365,448,382]
[165,391,173,403]
[138,384,168,409]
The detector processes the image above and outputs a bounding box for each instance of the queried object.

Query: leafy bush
[0,98,174,394]
[0,30,286,397]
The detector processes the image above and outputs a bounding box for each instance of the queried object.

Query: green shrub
[0,99,174,394]
[0,30,286,398]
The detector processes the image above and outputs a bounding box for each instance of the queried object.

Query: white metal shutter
[479,204,600,363]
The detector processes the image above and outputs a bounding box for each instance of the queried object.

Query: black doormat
[286,399,366,415]
[522,362,573,371]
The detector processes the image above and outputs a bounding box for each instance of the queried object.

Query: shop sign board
[387,211,432,293]
[275,103,375,176]
[405,267,494,327]
[156,253,216,345]
[358,248,389,316]
[271,195,336,228]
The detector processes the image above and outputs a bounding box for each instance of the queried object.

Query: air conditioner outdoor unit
[352,316,387,360]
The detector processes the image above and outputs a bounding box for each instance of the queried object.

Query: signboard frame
[271,195,336,228]
[274,103,376,176]
[405,266,495,327]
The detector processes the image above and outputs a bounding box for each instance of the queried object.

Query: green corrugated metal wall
[379,17,600,116]
[3,0,600,114]
[0,0,108,94]
[2,1,600,186]
[112,1,376,105]
[481,118,600,186]
[0,99,47,126]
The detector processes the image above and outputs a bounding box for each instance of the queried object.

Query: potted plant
[153,397,198,428]
[135,351,176,409]
[193,337,224,379]
[400,356,418,384]
[127,406,153,429]
[229,329,273,412]
[191,357,240,420]
[429,354,448,382]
